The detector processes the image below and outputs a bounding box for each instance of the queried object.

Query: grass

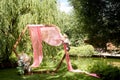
[0,68,101,80]
[1,44,119,80]
[0,56,120,80]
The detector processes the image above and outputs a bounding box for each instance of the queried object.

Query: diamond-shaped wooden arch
[12,25,66,74]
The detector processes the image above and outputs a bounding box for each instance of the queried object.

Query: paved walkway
[92,52,120,58]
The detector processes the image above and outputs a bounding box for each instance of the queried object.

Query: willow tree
[58,12,85,46]
[0,0,62,64]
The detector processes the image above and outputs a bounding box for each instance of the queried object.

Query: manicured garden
[0,45,120,80]
[1,0,120,80]
[0,68,100,80]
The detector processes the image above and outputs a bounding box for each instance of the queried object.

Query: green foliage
[0,68,100,80]
[69,0,120,47]
[56,4,86,46]
[1,57,120,80]
[17,66,24,75]
[88,61,120,80]
[17,59,25,75]
[69,45,97,57]
[61,12,86,46]
[0,0,64,63]
[0,0,84,65]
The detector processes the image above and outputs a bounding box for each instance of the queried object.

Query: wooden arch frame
[12,24,66,74]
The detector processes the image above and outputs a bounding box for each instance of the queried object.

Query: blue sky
[57,0,73,13]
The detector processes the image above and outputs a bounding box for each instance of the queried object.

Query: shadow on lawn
[0,68,101,80]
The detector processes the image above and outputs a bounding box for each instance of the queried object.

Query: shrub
[69,45,97,57]
[88,61,120,80]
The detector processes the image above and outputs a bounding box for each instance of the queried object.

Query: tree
[0,0,62,64]
[69,0,120,47]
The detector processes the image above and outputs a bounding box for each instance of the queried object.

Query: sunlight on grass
[1,56,119,80]
[0,68,100,80]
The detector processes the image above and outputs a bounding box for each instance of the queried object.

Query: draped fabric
[40,27,62,46]
[63,43,99,78]
[28,24,99,78]
[28,25,63,67]
[28,26,43,67]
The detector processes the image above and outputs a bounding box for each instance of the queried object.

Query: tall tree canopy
[0,0,63,62]
[69,0,120,47]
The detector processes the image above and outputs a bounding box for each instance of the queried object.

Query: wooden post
[12,26,28,58]
[54,53,66,72]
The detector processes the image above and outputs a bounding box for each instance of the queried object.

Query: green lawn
[0,68,101,80]
[1,57,120,80]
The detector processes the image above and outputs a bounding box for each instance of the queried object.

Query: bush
[88,61,120,80]
[69,45,97,57]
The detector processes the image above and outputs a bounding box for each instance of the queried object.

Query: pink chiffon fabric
[28,26,43,67]
[28,25,63,67]
[63,43,99,78]
[28,24,99,78]
[40,27,62,46]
